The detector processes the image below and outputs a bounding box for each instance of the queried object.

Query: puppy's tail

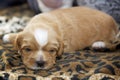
[116,30,120,39]
[109,30,120,50]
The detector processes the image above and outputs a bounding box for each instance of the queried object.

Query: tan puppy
[3,7,119,70]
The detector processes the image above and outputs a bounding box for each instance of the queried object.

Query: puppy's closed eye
[24,47,32,52]
[48,48,57,54]
[22,47,32,53]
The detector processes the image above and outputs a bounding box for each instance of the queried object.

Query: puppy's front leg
[2,33,18,43]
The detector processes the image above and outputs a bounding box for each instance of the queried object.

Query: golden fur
[4,7,119,69]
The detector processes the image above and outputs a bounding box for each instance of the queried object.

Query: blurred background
[0,0,120,24]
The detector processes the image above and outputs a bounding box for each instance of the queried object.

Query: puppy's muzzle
[36,60,45,68]
[36,55,46,68]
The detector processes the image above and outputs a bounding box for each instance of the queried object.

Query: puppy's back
[27,7,118,51]
[29,7,118,35]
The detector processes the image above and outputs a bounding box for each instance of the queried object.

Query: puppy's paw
[2,34,10,43]
[92,41,106,50]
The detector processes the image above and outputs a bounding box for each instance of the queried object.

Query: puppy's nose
[36,61,45,67]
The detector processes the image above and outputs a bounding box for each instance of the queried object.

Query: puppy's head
[13,28,63,70]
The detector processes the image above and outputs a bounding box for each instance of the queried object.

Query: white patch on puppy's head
[34,29,48,47]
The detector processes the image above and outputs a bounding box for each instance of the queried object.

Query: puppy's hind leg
[91,41,117,51]
[91,40,120,51]
[91,41,107,51]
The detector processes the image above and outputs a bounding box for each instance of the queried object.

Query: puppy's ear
[57,41,64,58]
[14,33,23,50]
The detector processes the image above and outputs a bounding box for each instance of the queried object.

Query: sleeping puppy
[2,7,119,70]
